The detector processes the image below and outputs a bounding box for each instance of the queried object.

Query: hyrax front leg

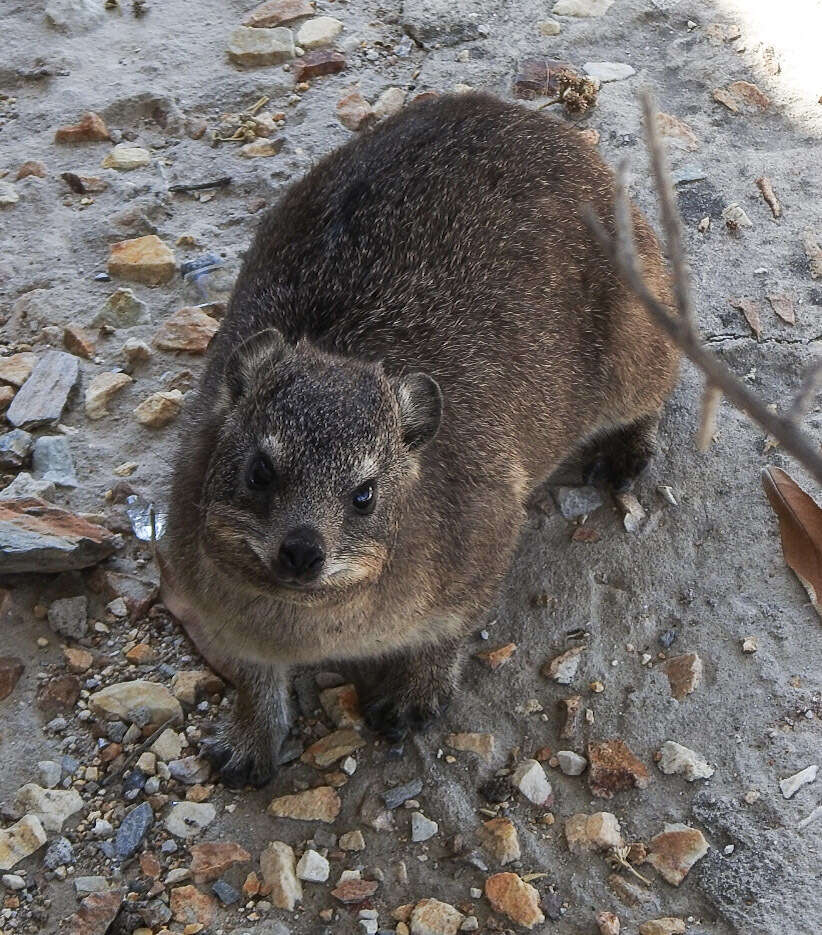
[202,662,291,789]
[364,638,465,741]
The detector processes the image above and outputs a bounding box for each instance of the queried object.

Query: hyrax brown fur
[166,92,679,787]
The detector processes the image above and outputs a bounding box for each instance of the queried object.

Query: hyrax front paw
[201,723,281,789]
[363,665,455,742]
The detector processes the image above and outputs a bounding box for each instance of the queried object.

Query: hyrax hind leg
[582,412,660,492]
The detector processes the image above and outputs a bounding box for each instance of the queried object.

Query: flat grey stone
[114,801,153,858]
[33,436,77,487]
[7,351,79,428]
[555,485,603,519]
[0,473,55,501]
[47,596,88,639]
[0,430,33,470]
[401,0,485,46]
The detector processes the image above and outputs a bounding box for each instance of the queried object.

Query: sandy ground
[1,0,821,933]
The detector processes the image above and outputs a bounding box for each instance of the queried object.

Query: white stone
[93,819,113,838]
[556,750,588,775]
[511,759,552,805]
[45,0,104,32]
[0,182,20,207]
[12,785,83,833]
[583,61,636,82]
[722,203,753,229]
[372,87,406,120]
[360,920,378,935]
[164,802,216,838]
[341,756,357,775]
[151,728,184,762]
[798,805,822,830]
[260,841,302,910]
[296,848,330,882]
[36,761,62,789]
[552,0,614,15]
[657,741,715,781]
[780,764,818,799]
[538,18,561,34]
[2,873,26,890]
[0,816,47,871]
[228,25,295,65]
[296,16,342,49]
[411,811,439,842]
[90,680,183,725]
[101,144,150,171]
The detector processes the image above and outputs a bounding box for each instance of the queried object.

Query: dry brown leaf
[802,230,822,279]
[767,293,795,325]
[762,466,822,618]
[755,176,781,218]
[729,297,762,339]
[712,81,770,115]
[656,112,700,151]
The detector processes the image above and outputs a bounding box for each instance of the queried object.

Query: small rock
[260,841,302,909]
[64,646,94,673]
[47,596,88,639]
[122,337,153,367]
[240,139,285,158]
[0,815,47,871]
[66,892,122,935]
[588,740,650,798]
[319,682,363,727]
[722,204,753,231]
[0,430,33,469]
[244,0,314,26]
[538,18,561,34]
[165,802,216,838]
[615,491,646,532]
[552,0,613,15]
[597,911,621,935]
[657,741,714,781]
[656,112,699,151]
[565,812,623,854]
[36,673,81,714]
[511,758,552,805]
[153,307,219,353]
[114,801,154,858]
[556,485,602,519]
[43,836,73,869]
[125,641,155,664]
[134,390,183,427]
[410,898,464,935]
[190,841,251,883]
[171,669,224,705]
[713,81,770,114]
[646,823,709,885]
[0,181,19,206]
[478,817,520,865]
[85,372,133,420]
[33,435,76,487]
[54,112,110,143]
[301,728,365,768]
[170,884,217,926]
[484,873,545,928]
[90,680,183,724]
[663,652,703,700]
[1,873,25,890]
[0,656,25,700]
[332,878,379,903]
[339,829,365,850]
[337,92,374,131]
[557,750,587,775]
[373,87,406,119]
[7,351,79,428]
[212,878,241,905]
[268,786,341,822]
[583,62,635,82]
[639,920,686,935]
[108,235,176,286]
[0,386,15,412]
[296,848,330,882]
[476,642,517,669]
[36,760,63,789]
[101,144,151,171]
[169,756,211,785]
[542,645,584,684]
[12,784,82,832]
[16,160,47,180]
[297,16,342,48]
[411,811,438,842]
[228,26,295,65]
[93,288,151,327]
[0,353,36,387]
[74,875,109,895]
[293,49,345,81]
[445,732,495,761]
[779,764,818,799]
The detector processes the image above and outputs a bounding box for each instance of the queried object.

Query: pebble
[411,811,438,842]
[779,764,818,799]
[54,111,110,143]
[478,817,520,865]
[13,784,83,832]
[151,727,184,761]
[484,873,545,928]
[292,49,345,81]
[63,323,96,359]
[244,0,315,27]
[296,848,330,882]
[588,740,650,798]
[373,87,406,120]
[240,138,285,157]
[301,728,366,767]
[32,435,77,486]
[583,62,635,82]
[171,669,224,705]
[557,750,588,775]
[511,759,552,805]
[101,144,151,170]
[597,911,620,935]
[476,642,517,670]
[564,812,623,854]
[657,741,714,781]
[93,288,151,327]
[0,355,36,390]
[90,680,183,724]
[115,801,154,857]
[712,80,770,115]
[798,805,822,830]
[0,656,25,700]
[66,892,123,935]
[169,756,211,785]
[741,636,758,653]
[1,873,25,890]
[410,898,464,935]
[92,818,113,838]
[0,429,33,469]
[165,802,217,838]
[6,351,79,428]
[107,235,176,286]
[260,841,303,910]
[332,878,379,903]
[542,645,584,683]
[319,682,363,727]
[445,732,495,761]
[153,307,219,353]
[36,760,62,789]
[538,18,561,34]
[722,203,753,231]
[616,491,646,532]
[552,0,613,14]
[663,652,703,699]
[0,815,47,871]
[339,829,366,851]
[169,884,217,926]
[47,596,88,639]
[646,823,708,885]
[337,92,374,131]
[638,919,686,935]
[296,16,342,48]
[556,485,602,519]
[134,390,184,427]
[43,835,73,870]
[0,181,20,206]
[85,372,133,420]
[383,778,424,809]
[268,786,341,822]
[74,875,109,895]
[228,26,295,65]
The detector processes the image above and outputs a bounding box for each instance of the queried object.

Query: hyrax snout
[166,91,680,787]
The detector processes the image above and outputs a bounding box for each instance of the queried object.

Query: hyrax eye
[352,481,376,515]
[246,453,275,491]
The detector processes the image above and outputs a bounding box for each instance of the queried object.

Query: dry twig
[583,90,822,487]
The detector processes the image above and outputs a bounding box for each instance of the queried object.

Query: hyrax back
[167,92,679,785]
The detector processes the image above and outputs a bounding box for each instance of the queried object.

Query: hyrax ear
[392,372,443,451]
[224,328,291,402]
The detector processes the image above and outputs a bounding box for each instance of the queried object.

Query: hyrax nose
[277,527,325,581]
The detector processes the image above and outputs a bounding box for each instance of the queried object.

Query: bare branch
[790,357,822,423]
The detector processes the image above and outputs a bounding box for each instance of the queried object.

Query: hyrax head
[200,329,442,604]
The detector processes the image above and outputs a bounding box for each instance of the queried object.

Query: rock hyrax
[165,92,679,786]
